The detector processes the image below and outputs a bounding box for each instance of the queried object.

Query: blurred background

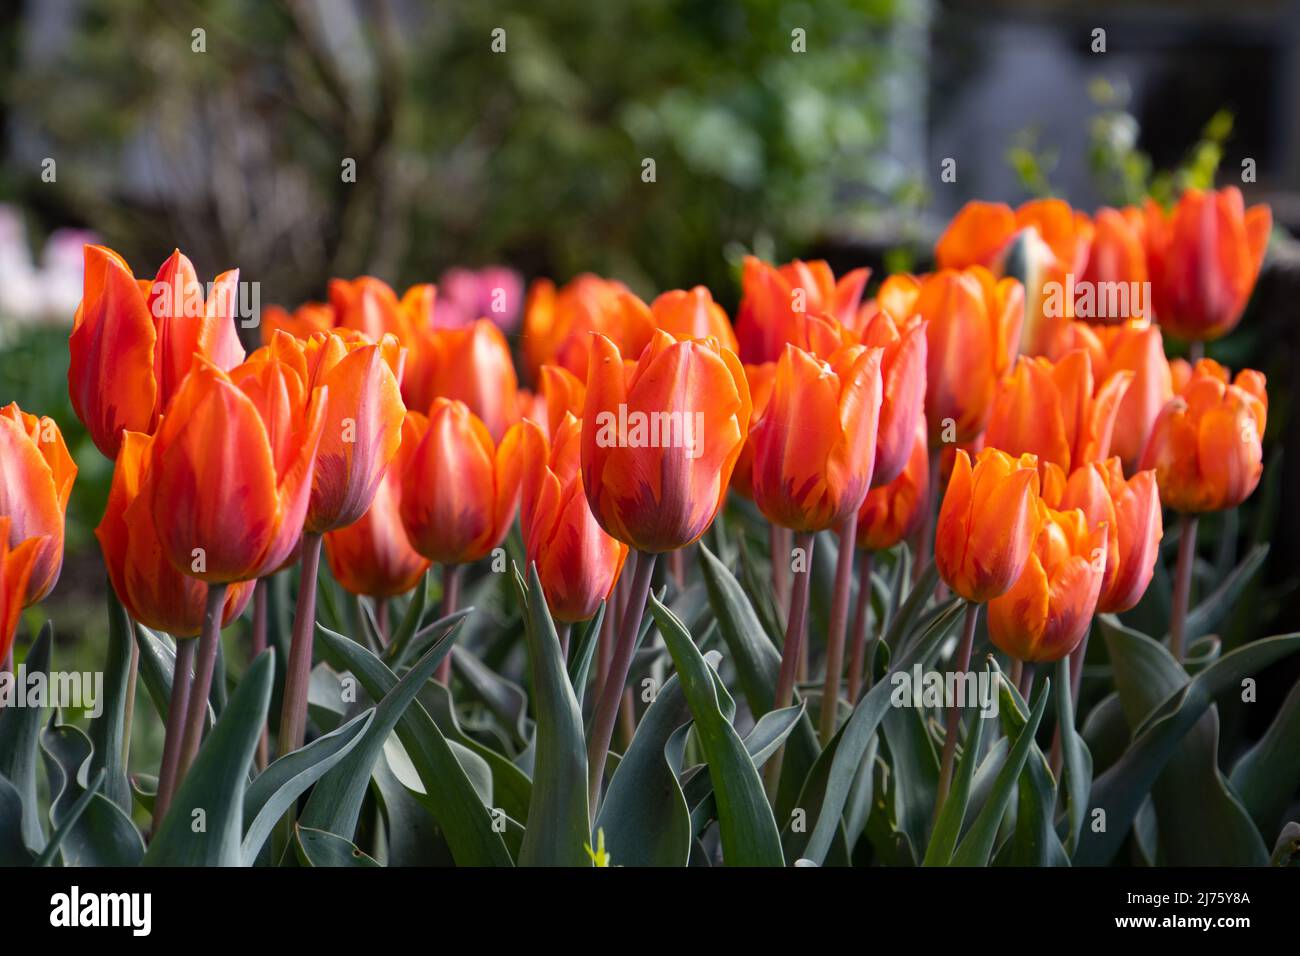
[2,0,1298,709]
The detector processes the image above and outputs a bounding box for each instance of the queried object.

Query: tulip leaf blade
[144,650,274,866]
[1072,619,1300,865]
[513,563,591,866]
[922,666,990,866]
[0,773,35,865]
[1229,676,1300,836]
[1055,656,1093,856]
[241,707,375,865]
[949,676,1051,866]
[648,593,784,866]
[0,622,52,852]
[312,623,514,866]
[88,584,135,813]
[1182,543,1267,645]
[567,599,606,708]
[993,668,1069,867]
[382,570,429,667]
[293,825,381,867]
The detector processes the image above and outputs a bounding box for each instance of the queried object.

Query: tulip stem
[819,517,857,744]
[178,583,228,781]
[278,532,322,758]
[770,525,790,618]
[1169,514,1198,662]
[915,446,942,584]
[251,578,269,772]
[153,635,196,831]
[1018,662,1036,700]
[847,550,874,704]
[122,635,139,769]
[557,622,571,661]
[934,601,979,818]
[766,531,816,796]
[587,550,657,819]
[437,564,463,685]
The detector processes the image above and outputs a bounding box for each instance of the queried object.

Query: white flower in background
[0,204,97,334]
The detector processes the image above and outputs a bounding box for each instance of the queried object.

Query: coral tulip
[1050,457,1162,614]
[734,255,868,364]
[97,431,254,635]
[324,450,430,599]
[328,276,420,343]
[147,356,327,584]
[1076,206,1149,324]
[69,245,246,457]
[749,342,883,533]
[648,286,739,353]
[406,319,518,441]
[878,269,1024,444]
[261,301,335,343]
[0,403,76,605]
[581,330,750,553]
[987,506,1108,663]
[858,309,927,486]
[856,421,929,552]
[522,274,650,380]
[519,415,627,623]
[936,448,1041,603]
[985,347,1133,477]
[1138,359,1267,513]
[1144,187,1271,341]
[399,400,523,565]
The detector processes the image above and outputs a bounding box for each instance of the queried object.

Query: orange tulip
[97,431,254,635]
[1048,457,1162,614]
[0,518,41,663]
[936,448,1041,603]
[399,400,523,565]
[647,287,740,353]
[1076,207,1149,324]
[0,403,76,605]
[405,319,518,441]
[69,245,246,457]
[750,342,883,532]
[858,309,927,487]
[1144,187,1271,341]
[987,505,1108,663]
[324,448,430,599]
[877,269,1024,444]
[734,256,869,364]
[984,348,1133,477]
[148,356,327,584]
[522,274,650,381]
[729,362,777,500]
[1138,359,1267,513]
[856,421,928,551]
[261,301,335,343]
[328,276,421,343]
[519,415,628,622]
[581,330,750,553]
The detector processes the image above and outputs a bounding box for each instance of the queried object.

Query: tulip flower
[987,506,1108,663]
[581,329,750,805]
[261,301,335,343]
[328,276,420,343]
[734,255,869,364]
[647,286,739,353]
[405,319,518,441]
[858,309,927,487]
[1139,359,1266,515]
[877,269,1024,444]
[98,430,255,637]
[1045,321,1174,474]
[519,415,627,624]
[522,274,650,380]
[1144,187,1271,341]
[984,348,1133,477]
[0,518,41,665]
[323,456,430,600]
[399,400,523,566]
[0,403,77,605]
[525,365,587,438]
[69,245,246,457]
[581,330,751,553]
[935,448,1042,604]
[1076,207,1149,324]
[1050,458,1162,614]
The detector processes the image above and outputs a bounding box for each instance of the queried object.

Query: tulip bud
[97,431,254,634]
[858,309,927,487]
[936,448,1041,603]
[649,286,739,353]
[261,301,335,344]
[405,319,518,441]
[856,421,928,552]
[1077,207,1149,325]
[729,361,776,500]
[581,330,750,552]
[734,256,868,364]
[0,518,42,663]
[987,506,1108,663]
[0,403,77,605]
[522,274,648,381]
[750,342,883,532]
[1144,187,1271,342]
[1138,360,1267,513]
[148,357,328,583]
[519,415,628,622]
[985,348,1133,476]
[399,400,523,565]
[1052,458,1163,614]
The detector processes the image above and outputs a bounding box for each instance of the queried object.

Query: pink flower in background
[435,266,524,332]
[0,205,98,329]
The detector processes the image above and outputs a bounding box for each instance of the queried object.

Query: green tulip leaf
[0,622,52,851]
[293,825,381,867]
